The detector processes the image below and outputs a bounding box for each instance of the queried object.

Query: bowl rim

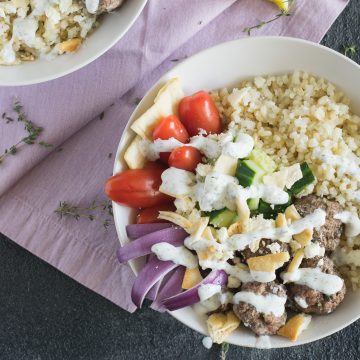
[0,0,148,87]
[112,35,360,348]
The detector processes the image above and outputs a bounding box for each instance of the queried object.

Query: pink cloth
[0,0,349,312]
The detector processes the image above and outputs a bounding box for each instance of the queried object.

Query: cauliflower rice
[211,71,360,289]
[0,0,97,64]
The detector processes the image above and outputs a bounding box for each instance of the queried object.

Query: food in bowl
[106,72,360,346]
[0,0,124,64]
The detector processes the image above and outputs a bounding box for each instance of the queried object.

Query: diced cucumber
[208,208,238,228]
[247,198,260,211]
[256,194,293,219]
[248,148,277,173]
[235,159,265,187]
[290,162,316,195]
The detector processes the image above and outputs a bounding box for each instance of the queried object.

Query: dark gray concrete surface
[1,1,360,359]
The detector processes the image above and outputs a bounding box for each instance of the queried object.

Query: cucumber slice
[235,159,265,187]
[247,198,260,211]
[208,208,238,228]
[290,162,316,195]
[248,148,277,173]
[256,194,293,219]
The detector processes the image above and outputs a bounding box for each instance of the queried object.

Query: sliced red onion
[131,257,179,308]
[126,223,173,239]
[147,280,162,301]
[117,227,187,264]
[151,266,186,312]
[162,270,228,311]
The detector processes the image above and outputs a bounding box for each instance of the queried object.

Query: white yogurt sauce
[198,284,222,302]
[334,211,360,238]
[281,268,343,296]
[151,243,198,268]
[294,296,308,309]
[160,167,195,198]
[313,148,360,179]
[190,135,221,159]
[85,0,99,13]
[229,209,326,251]
[233,183,290,206]
[222,133,254,159]
[195,172,239,212]
[233,291,286,317]
[12,18,38,47]
[303,242,325,259]
[140,138,183,161]
[250,270,276,283]
[266,242,281,254]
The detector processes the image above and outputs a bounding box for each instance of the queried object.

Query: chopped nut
[227,276,241,289]
[278,314,312,341]
[207,311,240,344]
[228,222,243,236]
[275,213,287,228]
[182,268,203,289]
[58,38,81,53]
[293,228,313,247]
[247,252,290,273]
[286,249,304,273]
[158,211,192,230]
[285,205,301,223]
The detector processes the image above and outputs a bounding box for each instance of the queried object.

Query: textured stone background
[1,1,360,358]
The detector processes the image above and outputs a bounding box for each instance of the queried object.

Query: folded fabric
[0,0,349,312]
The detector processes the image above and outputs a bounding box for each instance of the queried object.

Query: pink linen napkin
[0,0,349,312]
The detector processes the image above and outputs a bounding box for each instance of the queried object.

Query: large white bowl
[0,0,147,86]
[113,36,360,348]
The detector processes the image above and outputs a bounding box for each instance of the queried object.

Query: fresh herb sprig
[55,200,114,228]
[243,1,295,36]
[0,99,53,164]
[220,342,230,360]
[344,45,357,58]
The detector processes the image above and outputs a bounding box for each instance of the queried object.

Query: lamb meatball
[233,282,287,336]
[240,239,290,261]
[286,256,346,314]
[84,0,125,15]
[294,195,343,251]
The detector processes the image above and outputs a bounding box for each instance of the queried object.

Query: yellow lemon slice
[270,0,290,12]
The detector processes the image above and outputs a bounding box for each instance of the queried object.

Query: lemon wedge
[270,0,290,12]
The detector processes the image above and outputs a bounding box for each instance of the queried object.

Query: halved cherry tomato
[152,114,189,163]
[136,203,176,224]
[168,146,202,172]
[105,166,172,208]
[178,91,221,136]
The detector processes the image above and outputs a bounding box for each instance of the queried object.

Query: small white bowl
[113,36,360,348]
[0,0,147,86]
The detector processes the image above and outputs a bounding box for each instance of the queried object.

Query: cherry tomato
[105,167,172,208]
[168,146,202,172]
[152,114,189,163]
[136,203,176,224]
[178,91,221,136]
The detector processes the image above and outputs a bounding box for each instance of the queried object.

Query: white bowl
[0,0,147,86]
[113,36,360,348]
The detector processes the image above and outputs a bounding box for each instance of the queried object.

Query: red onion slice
[151,266,186,312]
[131,257,179,308]
[126,223,173,239]
[117,227,187,264]
[162,270,228,311]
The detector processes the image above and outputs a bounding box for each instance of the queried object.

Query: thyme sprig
[0,99,53,164]
[243,1,295,36]
[344,45,357,58]
[219,342,230,360]
[55,200,114,228]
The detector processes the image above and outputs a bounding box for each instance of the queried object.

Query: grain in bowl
[0,0,124,64]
